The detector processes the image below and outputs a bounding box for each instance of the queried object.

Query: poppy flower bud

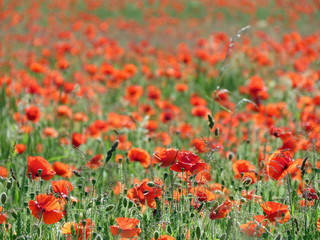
[78,184,83,190]
[153,231,160,240]
[163,172,168,180]
[82,220,87,227]
[167,225,172,234]
[105,204,115,212]
[6,178,12,190]
[38,169,43,177]
[196,225,201,239]
[92,178,96,186]
[1,192,7,204]
[95,234,103,240]
[207,114,215,129]
[11,209,17,219]
[240,198,246,203]
[122,197,128,207]
[146,181,155,187]
[30,192,35,199]
[214,127,219,137]
[220,233,227,240]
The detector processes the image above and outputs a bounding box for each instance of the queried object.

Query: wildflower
[209,200,232,220]
[52,162,73,178]
[232,160,255,179]
[302,186,319,201]
[72,133,86,148]
[28,194,64,224]
[153,148,178,168]
[61,219,94,240]
[25,106,41,123]
[86,154,103,169]
[260,201,290,223]
[170,151,206,174]
[240,215,266,237]
[0,166,9,178]
[27,156,55,180]
[264,149,302,180]
[0,207,8,224]
[128,148,151,168]
[15,143,26,154]
[110,217,141,238]
[51,180,74,198]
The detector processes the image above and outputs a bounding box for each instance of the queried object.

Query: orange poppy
[51,180,74,198]
[110,217,141,238]
[189,186,217,202]
[15,143,26,154]
[52,162,73,178]
[85,154,103,169]
[260,201,290,223]
[191,105,210,118]
[240,215,266,237]
[27,156,56,180]
[128,148,151,168]
[0,166,9,178]
[25,106,41,123]
[170,151,206,175]
[61,219,94,240]
[42,127,58,138]
[264,149,301,180]
[127,181,162,208]
[29,194,64,224]
[153,148,178,168]
[0,207,8,224]
[232,160,255,179]
[302,186,318,201]
[209,200,233,220]
[57,105,73,118]
[72,132,86,147]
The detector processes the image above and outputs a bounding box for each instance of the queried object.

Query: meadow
[0,0,320,239]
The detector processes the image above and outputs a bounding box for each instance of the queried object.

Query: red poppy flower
[240,215,266,237]
[27,156,56,180]
[153,148,178,168]
[72,133,86,147]
[232,160,255,179]
[110,217,141,238]
[189,186,217,202]
[51,180,73,198]
[260,201,290,223]
[25,106,41,123]
[0,166,9,178]
[15,143,26,154]
[127,181,162,208]
[209,200,233,220]
[28,194,64,224]
[170,151,205,174]
[128,148,151,168]
[0,207,8,224]
[61,219,94,240]
[264,149,301,180]
[302,186,319,201]
[85,154,103,169]
[52,162,73,178]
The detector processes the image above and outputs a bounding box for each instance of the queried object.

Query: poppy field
[1,0,320,239]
